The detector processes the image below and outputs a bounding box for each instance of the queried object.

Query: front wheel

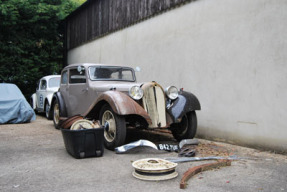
[99,104,126,150]
[45,102,52,120]
[52,99,60,129]
[170,111,197,141]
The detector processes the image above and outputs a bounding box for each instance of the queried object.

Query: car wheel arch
[84,91,152,125]
[51,92,67,118]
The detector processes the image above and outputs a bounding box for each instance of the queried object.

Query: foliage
[0,0,84,99]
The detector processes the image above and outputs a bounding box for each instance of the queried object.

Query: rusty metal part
[70,119,97,130]
[132,158,178,181]
[59,115,83,129]
[84,91,152,125]
[164,155,239,163]
[180,160,232,189]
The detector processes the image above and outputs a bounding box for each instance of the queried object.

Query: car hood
[89,81,143,93]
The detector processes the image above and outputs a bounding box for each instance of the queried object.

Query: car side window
[69,68,86,84]
[61,70,68,84]
[40,80,47,90]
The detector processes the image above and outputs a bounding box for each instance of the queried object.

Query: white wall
[68,0,287,152]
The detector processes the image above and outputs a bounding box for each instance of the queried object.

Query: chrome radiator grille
[142,83,166,128]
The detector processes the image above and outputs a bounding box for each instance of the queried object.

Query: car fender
[45,94,53,106]
[52,92,67,117]
[167,91,201,123]
[84,91,152,125]
[30,93,37,110]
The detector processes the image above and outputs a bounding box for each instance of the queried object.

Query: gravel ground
[0,115,287,192]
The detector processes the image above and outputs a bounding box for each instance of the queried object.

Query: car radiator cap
[132,158,178,181]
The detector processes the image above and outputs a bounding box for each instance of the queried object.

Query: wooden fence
[65,0,195,51]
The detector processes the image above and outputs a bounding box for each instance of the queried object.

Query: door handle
[82,87,88,92]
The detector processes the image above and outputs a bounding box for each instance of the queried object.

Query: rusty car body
[51,63,200,150]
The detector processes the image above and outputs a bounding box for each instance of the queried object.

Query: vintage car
[30,75,61,119]
[51,63,200,150]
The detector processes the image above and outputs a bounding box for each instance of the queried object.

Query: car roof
[64,63,132,69]
[41,75,61,80]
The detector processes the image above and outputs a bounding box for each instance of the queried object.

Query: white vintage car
[30,75,61,119]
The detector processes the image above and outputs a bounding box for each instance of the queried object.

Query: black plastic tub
[61,127,104,159]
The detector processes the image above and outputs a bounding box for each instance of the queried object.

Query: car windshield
[89,66,135,81]
[49,77,60,88]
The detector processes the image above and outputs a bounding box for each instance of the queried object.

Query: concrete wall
[67,0,287,152]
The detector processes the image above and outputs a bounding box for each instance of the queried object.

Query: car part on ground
[178,148,196,157]
[71,119,101,130]
[59,115,84,129]
[132,158,178,181]
[163,155,240,163]
[115,139,179,153]
[115,140,158,153]
[180,159,232,189]
[178,138,199,149]
[61,127,104,159]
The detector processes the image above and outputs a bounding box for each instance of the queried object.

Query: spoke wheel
[53,100,60,129]
[100,104,126,150]
[102,110,117,142]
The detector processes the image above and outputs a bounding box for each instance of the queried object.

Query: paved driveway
[0,115,287,192]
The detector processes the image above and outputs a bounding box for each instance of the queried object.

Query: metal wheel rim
[53,103,59,124]
[102,110,116,142]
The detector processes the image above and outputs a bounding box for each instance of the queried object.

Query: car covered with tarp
[0,83,36,124]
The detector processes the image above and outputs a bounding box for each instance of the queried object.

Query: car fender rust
[84,91,152,125]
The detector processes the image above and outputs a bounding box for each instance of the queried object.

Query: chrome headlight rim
[165,86,178,100]
[129,85,144,100]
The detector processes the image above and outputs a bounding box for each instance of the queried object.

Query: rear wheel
[170,111,197,141]
[53,99,60,129]
[99,104,126,150]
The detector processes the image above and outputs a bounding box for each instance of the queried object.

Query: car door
[36,79,47,110]
[59,69,69,113]
[66,67,90,116]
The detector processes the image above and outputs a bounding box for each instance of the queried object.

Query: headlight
[129,86,143,100]
[165,86,178,100]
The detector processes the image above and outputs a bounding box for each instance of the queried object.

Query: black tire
[52,98,61,129]
[45,102,52,120]
[99,104,126,150]
[170,111,197,142]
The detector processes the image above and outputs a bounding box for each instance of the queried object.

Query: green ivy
[0,0,83,99]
